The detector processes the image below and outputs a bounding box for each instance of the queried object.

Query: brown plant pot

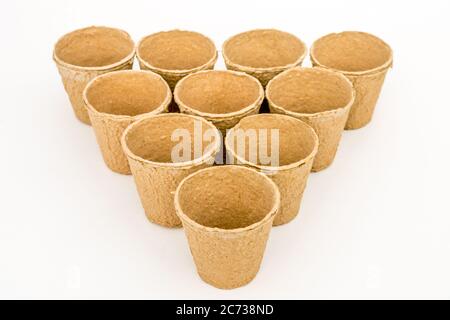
[266,67,355,172]
[175,166,280,289]
[222,29,307,87]
[225,114,318,226]
[53,26,135,124]
[310,31,393,129]
[122,114,221,228]
[174,70,264,135]
[136,30,218,90]
[83,70,172,174]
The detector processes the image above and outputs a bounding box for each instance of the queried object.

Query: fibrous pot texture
[174,70,264,132]
[137,30,217,89]
[177,166,279,230]
[226,114,318,167]
[53,26,135,124]
[267,68,354,114]
[123,114,219,165]
[54,26,135,69]
[175,165,280,289]
[222,29,307,86]
[122,114,221,227]
[85,70,170,117]
[223,29,306,69]
[267,67,354,171]
[83,70,171,174]
[310,31,392,129]
[225,114,318,225]
[310,31,392,74]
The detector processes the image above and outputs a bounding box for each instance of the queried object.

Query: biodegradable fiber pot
[174,70,264,135]
[266,67,355,172]
[225,114,318,226]
[122,114,221,228]
[310,31,393,129]
[54,26,135,124]
[83,70,172,174]
[175,166,280,289]
[222,29,307,87]
[137,30,218,90]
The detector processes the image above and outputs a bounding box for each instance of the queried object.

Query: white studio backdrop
[0,0,449,299]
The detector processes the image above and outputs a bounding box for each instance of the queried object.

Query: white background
[1,0,449,299]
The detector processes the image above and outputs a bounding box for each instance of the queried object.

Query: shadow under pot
[175,165,280,289]
[174,70,264,136]
[310,31,393,129]
[121,113,221,228]
[222,29,307,87]
[53,26,135,124]
[266,67,355,172]
[83,70,172,174]
[225,113,318,226]
[137,30,218,90]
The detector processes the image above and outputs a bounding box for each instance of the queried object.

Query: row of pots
[53,27,393,128]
